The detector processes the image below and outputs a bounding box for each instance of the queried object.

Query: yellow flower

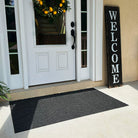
[63,9,66,13]
[37,0,40,2]
[53,11,57,15]
[39,1,43,5]
[44,10,48,14]
[49,7,53,12]
[59,3,63,7]
[62,0,65,3]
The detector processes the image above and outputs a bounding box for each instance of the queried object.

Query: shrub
[0,82,10,101]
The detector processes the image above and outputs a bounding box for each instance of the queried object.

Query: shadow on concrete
[0,102,30,138]
[10,98,38,133]
[130,81,138,91]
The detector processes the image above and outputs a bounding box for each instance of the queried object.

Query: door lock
[71,22,75,28]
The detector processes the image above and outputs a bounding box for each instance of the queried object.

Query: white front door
[23,0,75,86]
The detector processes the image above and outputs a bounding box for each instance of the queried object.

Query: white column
[90,0,103,81]
[75,0,81,82]
[18,0,29,89]
[0,0,9,85]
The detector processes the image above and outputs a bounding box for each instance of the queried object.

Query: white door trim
[15,0,103,89]
[0,0,24,89]
[80,0,90,80]
[75,0,81,82]
[0,0,9,84]
[76,0,103,82]
[20,0,76,88]
[91,0,103,81]
[18,0,29,89]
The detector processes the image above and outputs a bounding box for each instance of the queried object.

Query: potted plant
[0,82,10,101]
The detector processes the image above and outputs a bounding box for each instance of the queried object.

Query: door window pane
[6,7,16,29]
[5,0,14,6]
[5,0,20,75]
[81,0,87,68]
[81,51,87,68]
[8,32,17,52]
[35,12,66,44]
[81,33,87,50]
[9,54,19,74]
[81,0,87,11]
[81,13,87,31]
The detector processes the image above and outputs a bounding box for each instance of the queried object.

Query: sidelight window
[5,0,19,74]
[81,0,87,68]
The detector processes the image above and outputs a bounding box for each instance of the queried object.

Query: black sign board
[104,6,122,88]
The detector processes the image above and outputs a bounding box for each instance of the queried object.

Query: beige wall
[102,0,138,84]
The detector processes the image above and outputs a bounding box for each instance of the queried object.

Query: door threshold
[10,80,104,101]
[29,80,77,88]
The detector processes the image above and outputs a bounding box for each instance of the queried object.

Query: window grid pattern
[81,0,87,68]
[5,0,19,75]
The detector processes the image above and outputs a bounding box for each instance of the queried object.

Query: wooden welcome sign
[104,6,122,88]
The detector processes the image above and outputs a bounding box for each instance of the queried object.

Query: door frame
[0,0,23,89]
[75,0,103,82]
[18,0,104,89]
[0,0,103,90]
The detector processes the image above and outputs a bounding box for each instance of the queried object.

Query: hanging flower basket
[33,0,70,21]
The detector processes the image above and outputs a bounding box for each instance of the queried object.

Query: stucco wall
[102,0,138,84]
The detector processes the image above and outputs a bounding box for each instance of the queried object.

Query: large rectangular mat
[10,88,127,133]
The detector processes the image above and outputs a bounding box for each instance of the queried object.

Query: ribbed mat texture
[10,88,127,133]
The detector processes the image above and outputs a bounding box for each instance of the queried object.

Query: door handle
[71,29,75,50]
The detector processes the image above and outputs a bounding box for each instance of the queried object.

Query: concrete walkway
[0,81,138,138]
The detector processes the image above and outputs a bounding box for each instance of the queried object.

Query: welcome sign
[105,6,122,88]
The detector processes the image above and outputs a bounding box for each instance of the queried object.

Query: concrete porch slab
[0,81,138,138]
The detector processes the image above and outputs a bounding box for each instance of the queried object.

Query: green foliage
[32,0,70,22]
[0,82,10,101]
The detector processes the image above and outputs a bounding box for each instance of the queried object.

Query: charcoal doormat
[10,88,127,133]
